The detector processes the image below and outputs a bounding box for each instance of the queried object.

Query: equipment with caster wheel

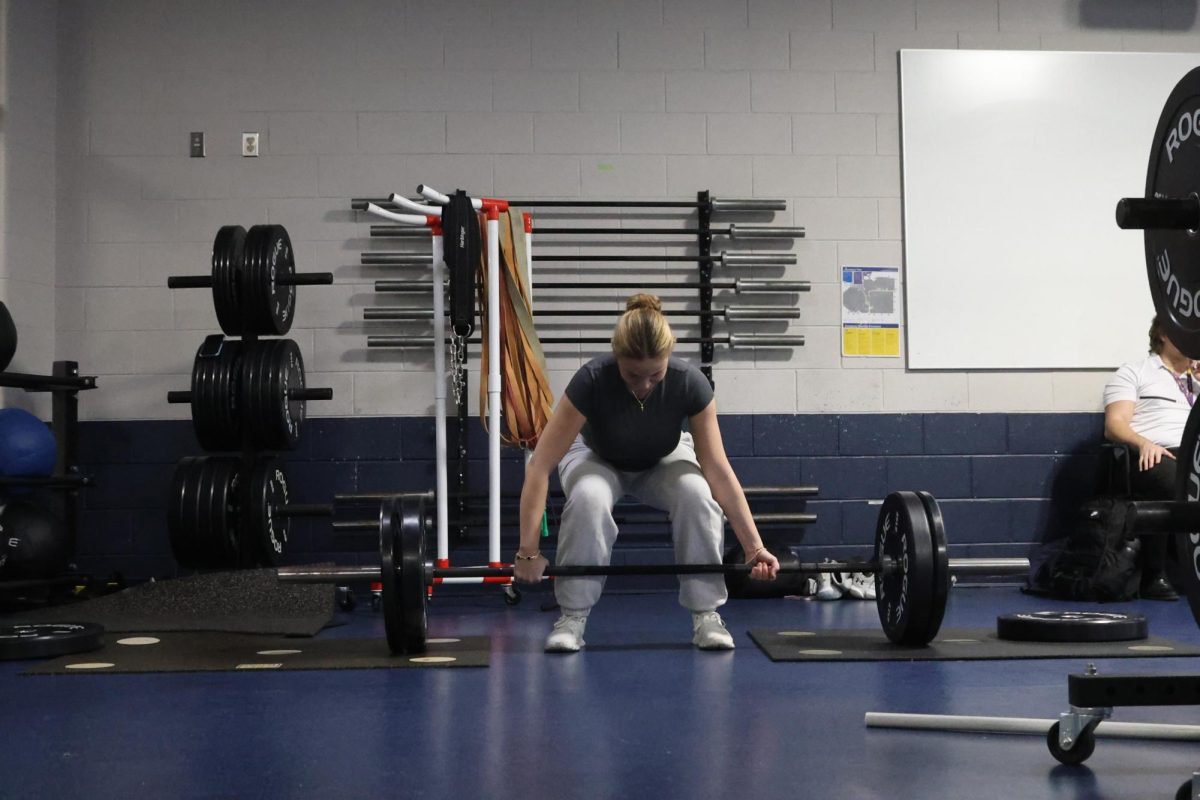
[277,490,1031,655]
[1046,720,1096,766]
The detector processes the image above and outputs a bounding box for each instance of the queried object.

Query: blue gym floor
[2,585,1197,799]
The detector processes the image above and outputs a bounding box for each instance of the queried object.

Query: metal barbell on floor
[277,490,1031,655]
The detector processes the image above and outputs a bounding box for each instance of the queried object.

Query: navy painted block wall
[71,413,1105,580]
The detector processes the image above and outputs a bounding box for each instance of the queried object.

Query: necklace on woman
[630,388,648,411]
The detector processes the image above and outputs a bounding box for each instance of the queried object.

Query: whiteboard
[900,49,1200,370]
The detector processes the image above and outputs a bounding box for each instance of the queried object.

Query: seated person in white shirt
[1103,315,1199,601]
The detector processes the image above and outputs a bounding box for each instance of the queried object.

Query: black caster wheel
[1046,722,1095,766]
[503,585,522,606]
[336,587,357,612]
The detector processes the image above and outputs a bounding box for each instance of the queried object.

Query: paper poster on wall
[841,266,900,357]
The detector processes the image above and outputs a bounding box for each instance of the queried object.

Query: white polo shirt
[1103,354,1194,447]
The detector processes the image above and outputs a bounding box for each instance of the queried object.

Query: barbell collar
[735,279,811,294]
[710,198,787,212]
[721,253,798,267]
[167,390,191,404]
[1115,197,1200,231]
[729,224,806,239]
[1126,500,1200,533]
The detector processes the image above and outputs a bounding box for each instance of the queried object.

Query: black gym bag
[1026,497,1141,602]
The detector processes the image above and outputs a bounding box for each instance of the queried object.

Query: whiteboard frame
[900,49,1200,370]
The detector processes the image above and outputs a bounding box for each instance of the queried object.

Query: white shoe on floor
[815,567,845,601]
[845,572,877,601]
[544,612,588,653]
[692,611,735,650]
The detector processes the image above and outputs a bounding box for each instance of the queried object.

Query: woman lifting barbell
[513,293,781,652]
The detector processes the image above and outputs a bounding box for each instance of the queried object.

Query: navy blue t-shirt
[564,354,714,471]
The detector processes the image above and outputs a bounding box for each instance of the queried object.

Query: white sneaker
[544,612,588,653]
[845,572,877,601]
[692,611,735,650]
[815,567,845,601]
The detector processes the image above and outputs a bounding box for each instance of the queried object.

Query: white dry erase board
[900,49,1200,370]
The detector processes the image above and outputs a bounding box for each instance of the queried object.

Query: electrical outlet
[242,132,259,157]
[190,132,205,158]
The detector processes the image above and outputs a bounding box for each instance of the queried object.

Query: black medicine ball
[0,499,69,580]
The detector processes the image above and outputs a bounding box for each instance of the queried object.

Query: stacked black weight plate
[1173,401,1200,630]
[874,491,943,646]
[168,457,242,569]
[212,226,246,336]
[245,458,290,566]
[242,225,296,336]
[190,335,242,451]
[242,339,306,451]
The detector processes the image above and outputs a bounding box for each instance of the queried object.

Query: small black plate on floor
[22,632,489,674]
[997,611,1149,642]
[0,623,105,661]
[748,627,1200,662]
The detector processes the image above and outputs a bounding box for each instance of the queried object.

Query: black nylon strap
[442,191,480,337]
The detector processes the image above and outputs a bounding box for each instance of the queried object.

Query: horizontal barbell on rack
[277,490,1031,655]
[164,335,330,451]
[352,197,787,212]
[167,225,333,337]
[366,334,805,349]
[361,252,797,268]
[363,306,801,322]
[374,279,810,295]
[368,224,805,239]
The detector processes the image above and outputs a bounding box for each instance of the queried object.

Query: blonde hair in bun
[612,293,675,359]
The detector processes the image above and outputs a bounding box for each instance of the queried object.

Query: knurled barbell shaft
[276,557,1029,583]
[331,485,820,502]
[1115,197,1200,231]
[333,511,819,531]
[167,272,335,289]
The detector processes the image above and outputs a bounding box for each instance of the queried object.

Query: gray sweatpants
[554,433,727,614]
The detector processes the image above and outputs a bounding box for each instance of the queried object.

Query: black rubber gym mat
[1,569,334,637]
[748,627,1200,662]
[22,632,489,674]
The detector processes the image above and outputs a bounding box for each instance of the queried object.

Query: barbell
[373,278,810,295]
[277,490,1031,655]
[166,335,331,451]
[167,225,332,337]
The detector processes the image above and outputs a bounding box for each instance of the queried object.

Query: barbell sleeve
[1115,197,1200,230]
[362,253,434,266]
[727,334,805,348]
[945,557,1030,575]
[735,280,810,294]
[279,273,335,286]
[729,224,806,239]
[1126,500,1200,533]
[277,504,336,518]
[167,391,190,404]
[721,253,796,267]
[710,198,787,212]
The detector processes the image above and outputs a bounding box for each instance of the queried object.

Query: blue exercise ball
[0,408,56,478]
